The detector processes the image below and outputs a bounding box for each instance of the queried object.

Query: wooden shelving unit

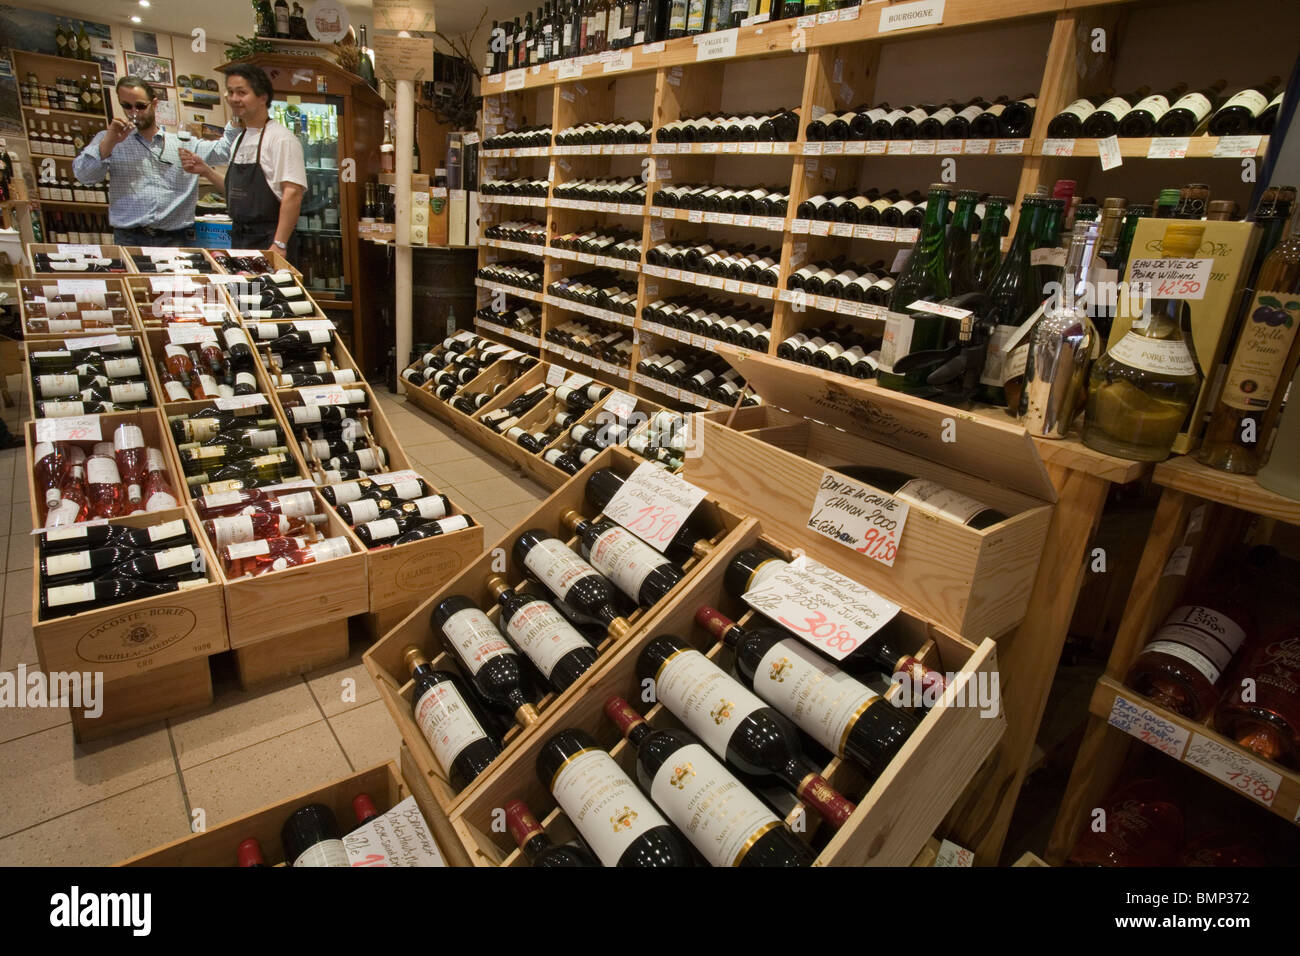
[472,0,1299,865]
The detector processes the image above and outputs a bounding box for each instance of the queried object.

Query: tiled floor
[0,383,550,865]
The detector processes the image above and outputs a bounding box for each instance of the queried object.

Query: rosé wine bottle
[33,441,68,513]
[193,488,270,519]
[221,535,310,577]
[143,448,180,511]
[46,447,89,527]
[113,424,148,506]
[86,444,124,519]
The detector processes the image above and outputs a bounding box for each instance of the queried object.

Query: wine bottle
[977,194,1045,405]
[636,634,856,828]
[695,607,919,779]
[487,577,599,692]
[536,728,695,866]
[1208,77,1281,135]
[1156,80,1227,136]
[880,183,952,386]
[1214,621,1300,766]
[605,696,816,867]
[1116,83,1188,138]
[833,465,1006,528]
[281,805,350,867]
[403,646,503,790]
[1081,86,1151,137]
[40,577,206,620]
[505,799,600,866]
[512,528,630,635]
[561,510,684,606]
[431,596,542,728]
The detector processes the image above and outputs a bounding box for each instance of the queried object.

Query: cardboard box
[1106,220,1259,454]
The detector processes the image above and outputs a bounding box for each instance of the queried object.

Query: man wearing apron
[182,64,305,261]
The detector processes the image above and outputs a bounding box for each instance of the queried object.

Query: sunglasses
[119,101,151,111]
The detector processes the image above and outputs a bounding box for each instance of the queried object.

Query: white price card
[993,139,1025,155]
[1098,135,1123,171]
[150,276,199,293]
[878,0,944,32]
[505,69,526,90]
[1125,257,1214,300]
[298,385,350,405]
[168,324,219,344]
[937,139,963,155]
[57,279,108,295]
[1147,136,1190,159]
[1107,694,1190,758]
[1043,138,1075,157]
[806,469,910,567]
[1214,135,1262,158]
[35,415,102,443]
[56,244,104,256]
[933,840,975,867]
[546,364,566,386]
[963,138,989,155]
[909,299,972,321]
[63,333,121,350]
[603,50,632,73]
[1183,733,1281,807]
[742,554,902,661]
[912,140,936,155]
[694,27,739,61]
[563,373,594,390]
[1161,545,1192,578]
[886,140,913,155]
[343,796,447,867]
[600,461,708,553]
[215,394,269,410]
[295,319,337,332]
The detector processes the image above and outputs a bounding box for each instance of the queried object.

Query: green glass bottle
[880,184,952,390]
[973,195,1009,291]
[1033,197,1068,296]
[946,189,980,296]
[1153,187,1181,218]
[1110,203,1151,279]
[978,195,1044,405]
[359,26,377,88]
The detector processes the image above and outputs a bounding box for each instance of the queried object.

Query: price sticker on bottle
[1182,732,1281,806]
[600,461,708,553]
[806,469,910,567]
[1107,694,1190,758]
[35,415,102,443]
[1125,258,1214,300]
[742,554,902,661]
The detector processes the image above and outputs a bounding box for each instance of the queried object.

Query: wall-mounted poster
[123,51,173,87]
[0,7,115,73]
[154,96,177,129]
[132,31,160,55]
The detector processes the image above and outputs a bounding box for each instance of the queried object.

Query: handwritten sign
[372,0,436,32]
[878,0,944,32]
[1043,138,1075,157]
[57,279,107,296]
[35,416,102,443]
[1214,135,1261,158]
[150,276,199,293]
[604,390,637,420]
[806,470,910,567]
[742,555,901,661]
[909,299,972,322]
[1147,136,1190,159]
[993,139,1024,155]
[1182,733,1281,806]
[168,325,219,344]
[505,68,526,91]
[694,27,738,61]
[600,461,707,553]
[343,795,446,867]
[934,839,975,867]
[1126,258,1214,300]
[63,334,121,350]
[215,394,269,410]
[372,34,434,83]
[56,244,103,256]
[1107,694,1190,758]
[545,364,566,386]
[1097,135,1123,171]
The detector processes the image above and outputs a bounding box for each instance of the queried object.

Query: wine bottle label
[409,496,450,520]
[277,491,316,519]
[895,478,991,525]
[1219,290,1300,411]
[163,380,190,401]
[550,748,668,867]
[588,526,664,600]
[292,839,349,868]
[38,374,79,397]
[649,741,782,867]
[753,637,878,758]
[46,550,93,576]
[44,525,89,545]
[291,405,322,423]
[222,326,252,352]
[1030,246,1067,268]
[154,545,198,570]
[954,103,985,123]
[654,648,767,756]
[1170,91,1214,123]
[504,599,592,679]
[1218,88,1269,117]
[146,520,188,543]
[225,538,276,560]
[352,448,386,471]
[201,491,244,509]
[1095,95,1133,118]
[524,538,598,601]
[330,481,363,505]
[362,518,401,541]
[441,607,515,676]
[346,499,382,524]
[47,581,97,606]
[103,358,141,378]
[86,457,120,484]
[307,538,353,562]
[1130,93,1172,120]
[108,382,148,404]
[1107,331,1197,377]
[434,515,471,534]
[113,424,144,453]
[1143,605,1248,684]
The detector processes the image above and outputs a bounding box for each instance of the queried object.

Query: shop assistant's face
[225,76,267,122]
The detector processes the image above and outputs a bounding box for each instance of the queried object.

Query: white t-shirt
[229,121,307,201]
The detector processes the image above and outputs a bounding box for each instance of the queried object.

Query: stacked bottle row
[654,182,790,216]
[131,280,235,327]
[484,220,548,246]
[484,125,553,151]
[550,227,642,261]
[645,240,780,285]
[503,378,614,463]
[209,250,280,275]
[778,319,879,377]
[482,384,552,435]
[796,188,1009,229]
[35,161,108,204]
[170,407,299,499]
[556,120,652,146]
[546,319,635,365]
[31,250,127,274]
[30,337,153,415]
[473,303,542,339]
[240,789,436,867]
[656,109,800,143]
[786,258,898,303]
[35,427,180,528]
[481,177,551,198]
[41,212,112,248]
[37,517,205,621]
[642,295,772,351]
[20,70,102,113]
[22,283,131,335]
[552,177,648,205]
[625,410,689,470]
[636,346,760,406]
[327,476,473,550]
[807,95,1037,142]
[478,260,546,293]
[192,485,352,577]
[548,270,638,315]
[229,271,318,321]
[129,250,217,275]
[155,333,261,403]
[1046,78,1284,138]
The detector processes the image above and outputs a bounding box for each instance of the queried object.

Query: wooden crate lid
[715,347,1058,504]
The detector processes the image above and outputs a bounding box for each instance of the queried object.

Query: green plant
[224,35,275,61]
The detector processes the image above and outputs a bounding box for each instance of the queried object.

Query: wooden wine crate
[683,348,1057,639]
[124,274,234,330]
[121,246,222,275]
[118,752,468,867]
[24,331,159,414]
[364,446,750,820]
[140,324,288,409]
[23,243,136,276]
[17,276,142,337]
[30,498,227,681]
[233,617,351,689]
[447,525,1004,867]
[72,655,214,744]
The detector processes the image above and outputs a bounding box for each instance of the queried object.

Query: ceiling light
[139,0,151,6]
[130,14,142,21]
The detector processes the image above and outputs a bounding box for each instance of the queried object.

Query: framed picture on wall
[132,31,160,56]
[123,51,173,87]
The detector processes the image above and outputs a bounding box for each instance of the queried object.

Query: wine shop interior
[0,0,1296,875]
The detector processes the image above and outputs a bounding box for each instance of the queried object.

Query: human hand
[178,148,210,176]
[104,118,133,148]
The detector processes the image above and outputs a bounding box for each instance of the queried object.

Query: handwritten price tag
[168,324,219,344]
[1043,138,1075,157]
[1214,135,1262,158]
[806,469,910,566]
[934,839,975,867]
[1183,733,1281,806]
[57,279,108,296]
[1097,135,1123,171]
[1125,258,1214,301]
[215,394,269,410]
[1147,136,1190,159]
[1107,694,1190,758]
[35,415,102,443]
[63,334,121,350]
[600,461,707,553]
[545,364,566,386]
[742,555,902,661]
[603,390,637,420]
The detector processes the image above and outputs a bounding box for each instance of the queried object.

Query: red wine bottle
[39,576,206,620]
[563,509,684,606]
[431,596,541,727]
[38,517,193,558]
[352,793,380,826]
[403,646,502,790]
[536,728,695,867]
[512,528,630,636]
[487,577,599,691]
[725,548,945,695]
[696,606,918,778]
[280,804,350,867]
[605,696,816,867]
[834,465,1007,529]
[584,468,712,561]
[505,798,600,867]
[635,634,857,829]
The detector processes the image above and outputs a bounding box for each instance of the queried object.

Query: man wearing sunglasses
[72,75,237,247]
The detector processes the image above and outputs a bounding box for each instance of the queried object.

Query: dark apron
[226,122,296,260]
